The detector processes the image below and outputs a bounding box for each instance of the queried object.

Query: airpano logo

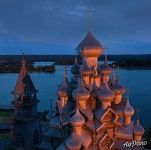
[123,140,147,148]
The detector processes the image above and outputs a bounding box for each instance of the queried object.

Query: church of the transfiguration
[39,27,145,150]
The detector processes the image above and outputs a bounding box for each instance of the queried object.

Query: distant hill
[0,54,151,65]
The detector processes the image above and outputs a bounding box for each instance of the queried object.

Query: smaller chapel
[10,57,41,150]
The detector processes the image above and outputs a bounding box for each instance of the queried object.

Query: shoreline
[0,66,151,73]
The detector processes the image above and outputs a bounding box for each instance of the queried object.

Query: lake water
[0,65,151,129]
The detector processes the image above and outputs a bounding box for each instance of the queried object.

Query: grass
[0,133,11,139]
[0,111,12,122]
[0,111,12,117]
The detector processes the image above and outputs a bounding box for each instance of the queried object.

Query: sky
[0,0,151,55]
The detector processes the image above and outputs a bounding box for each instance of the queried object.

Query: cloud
[0,0,151,54]
[0,33,72,54]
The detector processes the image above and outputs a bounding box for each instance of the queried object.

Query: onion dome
[71,57,80,75]
[72,80,90,100]
[98,61,112,76]
[81,58,92,76]
[111,101,124,116]
[124,95,134,116]
[70,78,78,89]
[111,78,126,95]
[57,78,69,97]
[98,84,114,101]
[57,67,69,97]
[133,119,144,136]
[71,108,85,126]
[66,133,81,150]
[77,31,103,57]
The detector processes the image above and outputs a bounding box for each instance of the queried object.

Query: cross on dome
[88,10,95,32]
[103,47,109,63]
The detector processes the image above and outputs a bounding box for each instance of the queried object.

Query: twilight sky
[0,0,151,54]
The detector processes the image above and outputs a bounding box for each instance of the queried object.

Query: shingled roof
[77,31,103,51]
[12,60,38,95]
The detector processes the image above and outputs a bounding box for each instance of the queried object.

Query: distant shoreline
[0,54,151,62]
[0,54,151,72]
[0,62,56,73]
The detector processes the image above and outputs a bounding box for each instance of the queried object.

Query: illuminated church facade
[39,28,145,150]
[10,22,145,150]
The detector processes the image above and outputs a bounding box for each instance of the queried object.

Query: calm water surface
[0,65,151,129]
